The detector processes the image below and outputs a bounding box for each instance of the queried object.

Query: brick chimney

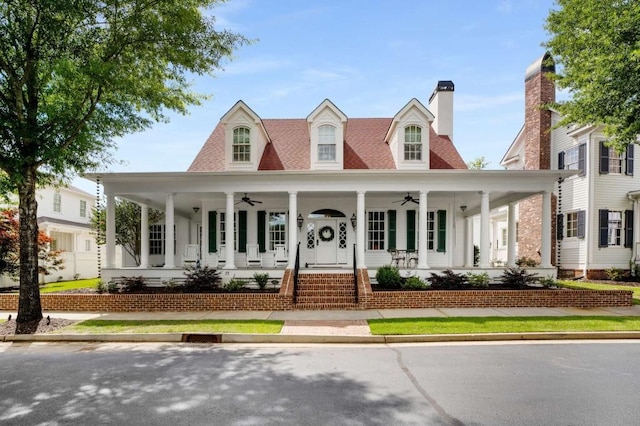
[428,80,454,140]
[519,52,557,264]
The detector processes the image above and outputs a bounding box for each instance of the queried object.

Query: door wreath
[318,225,335,242]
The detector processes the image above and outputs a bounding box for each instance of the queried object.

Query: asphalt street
[1,341,639,425]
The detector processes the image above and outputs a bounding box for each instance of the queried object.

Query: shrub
[96,279,107,294]
[401,276,428,290]
[466,272,490,288]
[183,266,222,293]
[376,265,402,288]
[515,256,539,268]
[253,273,270,290]
[107,280,119,293]
[120,276,146,293]
[499,267,539,289]
[605,267,625,281]
[73,273,80,280]
[429,269,468,289]
[225,277,248,292]
[538,275,556,288]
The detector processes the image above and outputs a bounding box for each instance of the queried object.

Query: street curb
[4,331,640,344]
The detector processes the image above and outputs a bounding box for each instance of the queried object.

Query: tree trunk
[16,167,43,330]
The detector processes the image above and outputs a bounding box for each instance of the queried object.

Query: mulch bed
[0,317,78,336]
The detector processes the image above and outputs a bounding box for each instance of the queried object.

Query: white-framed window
[268,212,286,250]
[565,146,580,170]
[367,211,385,250]
[232,127,251,162]
[220,212,237,250]
[53,192,61,213]
[318,125,336,161]
[404,125,422,161]
[426,211,435,250]
[608,211,622,246]
[149,224,164,255]
[79,200,87,218]
[566,212,578,238]
[515,222,519,243]
[609,147,622,174]
[501,228,508,247]
[85,239,91,252]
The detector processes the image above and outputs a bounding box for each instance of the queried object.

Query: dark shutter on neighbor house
[577,210,586,239]
[388,210,397,250]
[406,210,416,251]
[626,144,634,176]
[257,210,266,252]
[208,211,217,253]
[599,209,609,247]
[625,209,634,248]
[578,143,586,176]
[238,210,247,253]
[556,213,564,240]
[600,142,609,174]
[558,151,565,170]
[437,210,446,252]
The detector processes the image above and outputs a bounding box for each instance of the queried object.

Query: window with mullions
[608,211,622,246]
[609,148,622,174]
[367,211,385,250]
[220,212,237,250]
[53,192,61,213]
[404,125,422,161]
[233,127,251,162]
[566,212,578,238]
[426,211,435,250]
[79,200,87,218]
[268,212,286,250]
[318,125,336,161]
[565,146,579,170]
[149,224,164,255]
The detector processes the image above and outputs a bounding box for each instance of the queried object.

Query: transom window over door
[232,127,251,162]
[318,125,336,161]
[404,125,422,161]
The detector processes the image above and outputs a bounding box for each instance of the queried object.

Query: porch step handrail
[352,243,358,304]
[293,242,301,303]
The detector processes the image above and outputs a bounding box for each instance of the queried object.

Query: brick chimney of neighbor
[518,53,557,264]
[428,81,454,140]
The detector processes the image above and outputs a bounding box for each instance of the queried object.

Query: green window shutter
[406,210,416,251]
[238,210,247,253]
[258,211,266,252]
[388,210,397,250]
[437,210,446,252]
[208,211,217,253]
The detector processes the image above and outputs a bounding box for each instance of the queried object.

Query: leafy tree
[467,156,490,170]
[91,198,163,266]
[544,0,640,151]
[0,0,248,329]
[0,208,64,280]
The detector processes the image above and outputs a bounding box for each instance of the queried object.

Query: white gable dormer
[220,101,270,171]
[385,98,435,170]
[307,99,347,170]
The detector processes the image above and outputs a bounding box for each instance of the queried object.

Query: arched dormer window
[318,125,336,161]
[404,125,422,161]
[233,127,251,162]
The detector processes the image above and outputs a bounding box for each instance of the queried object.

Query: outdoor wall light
[297,213,304,230]
[460,205,467,213]
[193,207,200,214]
[350,213,357,229]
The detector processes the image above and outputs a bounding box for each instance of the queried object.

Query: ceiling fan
[236,193,263,206]
[393,192,419,206]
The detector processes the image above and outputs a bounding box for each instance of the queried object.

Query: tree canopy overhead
[544,0,640,150]
[0,0,249,328]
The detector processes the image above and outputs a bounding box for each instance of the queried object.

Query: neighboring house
[87,80,571,286]
[502,53,639,279]
[0,184,99,288]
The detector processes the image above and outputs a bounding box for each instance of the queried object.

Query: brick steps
[294,303,359,310]
[294,273,358,309]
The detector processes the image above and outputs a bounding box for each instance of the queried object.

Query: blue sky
[74,0,559,193]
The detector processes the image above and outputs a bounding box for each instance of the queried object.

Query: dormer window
[404,125,422,161]
[318,125,336,161]
[232,127,251,162]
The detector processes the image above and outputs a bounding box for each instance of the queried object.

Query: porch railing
[352,243,358,304]
[293,242,301,303]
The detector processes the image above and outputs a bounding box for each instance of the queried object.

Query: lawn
[368,316,640,335]
[57,319,283,334]
[557,280,640,304]
[40,278,100,293]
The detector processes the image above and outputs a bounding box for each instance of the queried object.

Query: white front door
[316,219,337,264]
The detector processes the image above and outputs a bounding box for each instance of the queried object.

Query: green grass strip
[368,316,640,335]
[57,319,283,334]
[557,280,640,305]
[40,278,100,293]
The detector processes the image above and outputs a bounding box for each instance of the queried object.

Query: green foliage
[96,280,107,294]
[429,269,468,290]
[516,256,540,268]
[375,265,402,288]
[183,266,222,293]
[120,276,147,293]
[401,276,428,290]
[473,245,479,266]
[466,156,490,170]
[538,275,557,288]
[225,278,248,292]
[499,267,539,289]
[544,0,640,151]
[253,273,270,290]
[466,272,490,288]
[605,267,625,282]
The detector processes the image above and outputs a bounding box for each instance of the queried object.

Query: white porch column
[634,199,640,262]
[356,191,366,268]
[479,191,490,268]
[541,191,552,268]
[224,192,236,269]
[507,202,517,267]
[288,191,298,268]
[164,193,175,268]
[464,216,473,267]
[418,191,429,268]
[140,204,149,268]
[105,192,116,268]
